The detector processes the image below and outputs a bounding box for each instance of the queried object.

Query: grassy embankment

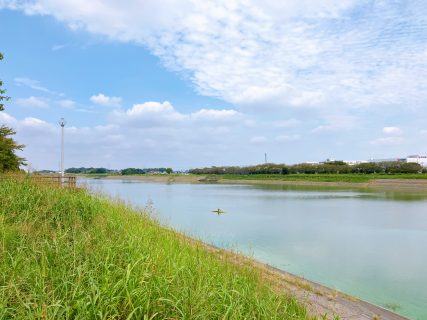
[0,178,311,319]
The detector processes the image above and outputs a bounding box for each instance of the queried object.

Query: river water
[83,178,427,319]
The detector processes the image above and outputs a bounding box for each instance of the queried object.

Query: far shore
[87,174,427,191]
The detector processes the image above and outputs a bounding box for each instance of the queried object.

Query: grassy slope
[0,179,310,319]
[219,173,427,183]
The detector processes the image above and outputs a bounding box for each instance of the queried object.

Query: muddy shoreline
[205,244,408,320]
[99,174,427,191]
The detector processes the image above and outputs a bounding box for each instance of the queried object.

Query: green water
[85,179,427,319]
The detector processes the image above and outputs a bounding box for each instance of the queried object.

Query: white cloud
[15,96,49,108]
[7,100,253,169]
[0,111,17,126]
[275,134,300,142]
[112,101,185,127]
[190,109,240,121]
[90,93,122,107]
[290,91,325,107]
[250,136,268,144]
[420,129,427,135]
[14,77,63,96]
[5,97,425,170]
[272,118,301,128]
[4,1,427,110]
[310,115,358,133]
[369,137,403,146]
[56,99,75,108]
[3,1,427,168]
[51,44,67,51]
[21,117,52,129]
[111,101,242,128]
[382,127,402,135]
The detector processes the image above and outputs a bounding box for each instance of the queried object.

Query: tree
[0,53,10,112]
[0,53,25,172]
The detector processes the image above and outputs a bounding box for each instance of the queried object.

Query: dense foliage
[0,53,25,172]
[0,126,25,172]
[190,161,425,175]
[121,167,173,175]
[65,167,116,174]
[0,179,309,319]
[65,167,174,175]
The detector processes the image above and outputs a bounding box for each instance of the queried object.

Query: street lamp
[58,118,66,177]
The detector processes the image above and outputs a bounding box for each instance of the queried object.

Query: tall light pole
[59,118,66,177]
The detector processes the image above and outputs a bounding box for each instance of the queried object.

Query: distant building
[297,155,427,167]
[343,160,368,166]
[406,155,427,167]
[368,158,406,163]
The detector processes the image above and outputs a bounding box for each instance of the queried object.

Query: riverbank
[101,174,427,191]
[0,178,408,319]
[0,178,307,319]
[188,237,407,320]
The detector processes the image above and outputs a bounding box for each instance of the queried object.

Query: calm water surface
[84,179,427,320]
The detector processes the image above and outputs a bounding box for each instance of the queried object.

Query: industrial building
[406,155,427,167]
[325,155,427,167]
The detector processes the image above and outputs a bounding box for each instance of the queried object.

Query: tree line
[65,167,174,175]
[189,161,426,175]
[65,167,117,174]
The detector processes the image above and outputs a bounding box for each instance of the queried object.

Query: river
[83,178,427,319]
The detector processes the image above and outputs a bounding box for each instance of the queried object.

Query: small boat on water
[211,208,225,215]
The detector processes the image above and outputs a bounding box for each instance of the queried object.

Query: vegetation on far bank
[66,171,427,183]
[64,167,174,175]
[218,173,427,183]
[190,161,427,176]
[0,178,310,319]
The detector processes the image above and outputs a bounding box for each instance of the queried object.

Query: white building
[406,155,427,167]
[344,160,369,166]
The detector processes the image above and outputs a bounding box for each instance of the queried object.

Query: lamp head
[59,118,67,127]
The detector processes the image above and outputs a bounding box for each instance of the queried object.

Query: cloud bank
[2,101,251,169]
[2,0,426,111]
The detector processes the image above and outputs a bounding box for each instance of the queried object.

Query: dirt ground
[103,174,427,191]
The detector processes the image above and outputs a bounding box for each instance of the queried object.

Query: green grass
[219,173,427,183]
[0,178,310,319]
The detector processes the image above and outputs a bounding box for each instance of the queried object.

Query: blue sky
[0,1,426,170]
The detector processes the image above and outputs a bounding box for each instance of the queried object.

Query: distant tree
[324,160,346,166]
[281,165,289,175]
[165,168,173,174]
[0,53,25,172]
[121,168,145,175]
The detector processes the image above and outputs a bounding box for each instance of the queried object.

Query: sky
[0,0,426,171]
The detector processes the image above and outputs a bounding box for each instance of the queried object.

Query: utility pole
[59,118,66,177]
[265,153,267,164]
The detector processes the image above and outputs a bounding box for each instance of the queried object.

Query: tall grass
[0,179,310,319]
